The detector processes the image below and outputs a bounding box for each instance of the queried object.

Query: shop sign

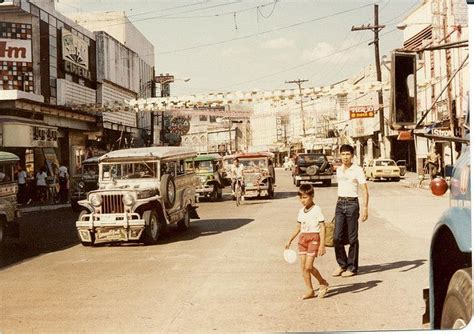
[436,100,449,121]
[432,128,453,137]
[0,38,32,62]
[32,126,58,147]
[349,105,375,119]
[169,116,191,135]
[62,29,89,69]
[64,60,92,80]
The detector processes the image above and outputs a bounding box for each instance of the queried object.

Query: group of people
[15,163,70,205]
[285,144,369,300]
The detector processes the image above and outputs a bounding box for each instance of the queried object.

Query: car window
[298,154,326,164]
[375,160,396,167]
[161,161,176,177]
[177,160,186,176]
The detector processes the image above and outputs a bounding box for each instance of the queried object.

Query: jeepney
[0,151,20,244]
[70,156,99,211]
[235,152,276,199]
[75,147,199,246]
[190,154,224,201]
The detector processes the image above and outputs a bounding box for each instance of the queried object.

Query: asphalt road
[0,169,449,332]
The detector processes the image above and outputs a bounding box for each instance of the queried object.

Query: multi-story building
[399,0,469,174]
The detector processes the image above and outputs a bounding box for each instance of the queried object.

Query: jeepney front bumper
[76,212,145,242]
[295,174,332,182]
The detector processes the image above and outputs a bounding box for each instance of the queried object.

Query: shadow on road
[324,280,383,298]
[358,259,426,275]
[162,218,255,244]
[274,191,298,200]
[0,208,79,270]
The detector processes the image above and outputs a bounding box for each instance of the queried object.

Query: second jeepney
[75,147,199,246]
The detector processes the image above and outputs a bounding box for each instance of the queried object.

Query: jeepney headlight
[90,194,102,207]
[123,193,135,206]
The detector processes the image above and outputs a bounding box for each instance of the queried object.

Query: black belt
[338,196,358,200]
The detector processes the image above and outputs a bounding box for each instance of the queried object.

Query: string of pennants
[68,80,386,116]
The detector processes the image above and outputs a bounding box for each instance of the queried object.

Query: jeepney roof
[82,156,100,165]
[194,153,222,162]
[0,151,20,162]
[99,147,197,162]
[236,152,274,159]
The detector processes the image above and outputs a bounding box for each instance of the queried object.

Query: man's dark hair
[340,144,354,155]
[298,184,314,197]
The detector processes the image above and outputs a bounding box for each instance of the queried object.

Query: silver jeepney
[76,147,199,246]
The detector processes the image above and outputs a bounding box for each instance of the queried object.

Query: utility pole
[285,79,308,137]
[351,4,386,158]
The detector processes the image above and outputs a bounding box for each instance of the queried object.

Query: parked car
[75,147,200,246]
[396,160,407,176]
[0,151,20,244]
[189,153,225,201]
[292,153,332,187]
[364,159,401,181]
[70,156,99,211]
[235,152,276,199]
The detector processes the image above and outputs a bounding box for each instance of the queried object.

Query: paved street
[0,169,449,332]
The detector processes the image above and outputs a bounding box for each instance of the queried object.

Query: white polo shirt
[297,205,325,233]
[336,163,366,197]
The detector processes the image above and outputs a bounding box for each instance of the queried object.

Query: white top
[0,172,5,181]
[336,163,366,197]
[230,164,244,179]
[297,205,325,233]
[18,171,27,184]
[59,166,68,177]
[36,171,48,186]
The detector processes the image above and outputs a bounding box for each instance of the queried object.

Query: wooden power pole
[285,79,308,137]
[351,4,386,158]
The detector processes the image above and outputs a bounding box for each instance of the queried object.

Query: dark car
[70,157,99,211]
[292,153,332,187]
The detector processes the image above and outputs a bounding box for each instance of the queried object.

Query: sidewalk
[18,202,71,214]
[400,172,431,190]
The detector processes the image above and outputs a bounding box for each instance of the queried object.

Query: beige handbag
[324,217,336,247]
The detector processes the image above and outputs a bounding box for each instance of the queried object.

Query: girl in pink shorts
[285,184,329,300]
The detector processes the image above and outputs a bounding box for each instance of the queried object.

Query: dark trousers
[18,183,26,204]
[334,197,360,273]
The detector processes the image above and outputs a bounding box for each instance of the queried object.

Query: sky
[56,0,421,96]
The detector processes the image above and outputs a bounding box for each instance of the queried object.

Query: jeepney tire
[0,217,5,244]
[178,206,191,232]
[393,177,400,182]
[441,268,472,329]
[217,186,223,200]
[142,210,164,244]
[160,174,176,209]
[295,180,301,187]
[210,184,219,202]
[323,179,331,187]
[78,210,95,247]
[267,183,274,199]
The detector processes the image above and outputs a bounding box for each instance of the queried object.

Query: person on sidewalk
[58,163,69,204]
[332,145,369,278]
[285,184,329,300]
[425,145,441,180]
[17,165,27,205]
[36,167,48,203]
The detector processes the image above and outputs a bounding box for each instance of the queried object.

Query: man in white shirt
[332,145,369,278]
[230,158,244,196]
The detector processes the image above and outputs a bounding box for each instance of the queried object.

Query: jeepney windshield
[101,161,158,181]
[195,160,214,172]
[0,163,14,184]
[240,158,268,169]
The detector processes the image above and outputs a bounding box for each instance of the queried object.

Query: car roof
[0,151,20,162]
[99,147,197,162]
[82,156,100,164]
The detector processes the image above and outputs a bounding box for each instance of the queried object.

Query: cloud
[301,38,371,64]
[261,37,296,50]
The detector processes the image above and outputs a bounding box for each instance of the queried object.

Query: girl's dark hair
[340,144,354,155]
[298,184,314,197]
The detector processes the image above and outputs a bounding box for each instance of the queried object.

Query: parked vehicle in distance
[0,151,20,244]
[235,152,276,199]
[332,158,342,174]
[396,160,407,176]
[364,159,401,181]
[189,153,224,201]
[75,147,199,246]
[70,156,99,211]
[292,153,332,187]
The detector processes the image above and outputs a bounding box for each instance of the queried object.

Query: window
[161,161,176,177]
[177,160,185,176]
[25,149,34,175]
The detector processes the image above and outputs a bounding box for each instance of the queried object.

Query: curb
[19,203,71,214]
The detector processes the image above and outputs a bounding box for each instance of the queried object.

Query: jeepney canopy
[235,152,275,159]
[193,153,222,162]
[0,151,20,163]
[82,156,100,165]
[99,147,197,162]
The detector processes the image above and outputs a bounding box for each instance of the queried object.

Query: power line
[157,4,372,54]
[257,0,279,19]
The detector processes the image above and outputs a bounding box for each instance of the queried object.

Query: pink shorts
[298,233,321,257]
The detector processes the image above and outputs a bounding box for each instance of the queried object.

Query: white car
[364,159,401,181]
[76,147,200,246]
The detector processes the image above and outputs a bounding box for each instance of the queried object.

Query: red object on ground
[430,177,448,196]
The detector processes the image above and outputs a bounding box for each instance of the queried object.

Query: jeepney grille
[101,194,124,213]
